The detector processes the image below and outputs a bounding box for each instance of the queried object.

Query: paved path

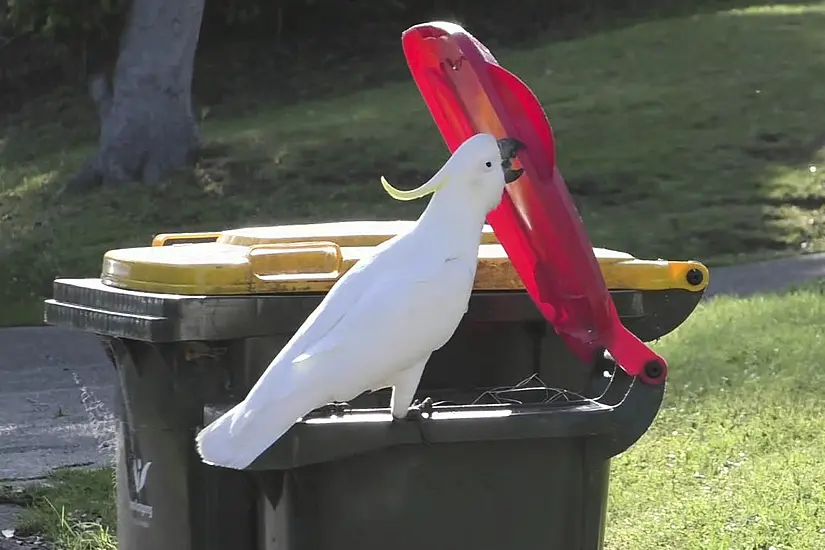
[1,252,825,531]
[0,328,116,536]
[703,252,825,298]
[0,328,116,483]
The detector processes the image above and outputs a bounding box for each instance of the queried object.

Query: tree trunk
[70,0,205,190]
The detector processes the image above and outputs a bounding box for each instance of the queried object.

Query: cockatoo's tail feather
[195,403,247,468]
[196,394,311,470]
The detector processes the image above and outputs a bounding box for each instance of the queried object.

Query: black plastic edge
[240,362,663,470]
[45,278,703,342]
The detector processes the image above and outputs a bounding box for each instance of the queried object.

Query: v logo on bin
[132,459,152,493]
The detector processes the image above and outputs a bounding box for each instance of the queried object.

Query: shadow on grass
[192,0,817,120]
[2,0,815,158]
[2,3,825,325]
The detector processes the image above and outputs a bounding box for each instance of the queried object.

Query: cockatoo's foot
[306,401,351,419]
[401,396,435,445]
[407,397,435,420]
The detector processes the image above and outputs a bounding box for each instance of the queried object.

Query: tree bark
[69,0,205,191]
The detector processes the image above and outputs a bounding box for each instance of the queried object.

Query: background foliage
[0,0,737,102]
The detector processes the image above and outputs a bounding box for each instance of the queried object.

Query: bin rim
[233,362,664,470]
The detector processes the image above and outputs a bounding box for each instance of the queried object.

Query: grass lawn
[609,284,825,549]
[0,468,115,550]
[3,2,825,324]
[3,282,824,549]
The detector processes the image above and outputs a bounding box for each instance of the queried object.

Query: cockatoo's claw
[403,397,435,445]
[306,401,351,419]
[407,396,435,420]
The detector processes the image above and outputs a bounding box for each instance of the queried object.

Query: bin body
[260,440,610,550]
[109,338,258,550]
[44,221,707,550]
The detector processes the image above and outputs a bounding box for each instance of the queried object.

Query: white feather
[196,133,511,469]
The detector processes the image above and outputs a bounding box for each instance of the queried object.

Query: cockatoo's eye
[484,161,493,169]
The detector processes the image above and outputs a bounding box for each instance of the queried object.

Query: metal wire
[468,372,610,407]
[303,365,619,418]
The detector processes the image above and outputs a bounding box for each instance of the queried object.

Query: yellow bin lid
[100,221,709,295]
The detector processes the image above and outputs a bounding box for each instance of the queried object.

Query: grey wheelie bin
[44,220,709,550]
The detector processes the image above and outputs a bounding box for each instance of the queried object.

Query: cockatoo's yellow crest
[381,175,448,201]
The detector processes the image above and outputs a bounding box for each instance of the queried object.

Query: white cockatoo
[195,133,525,470]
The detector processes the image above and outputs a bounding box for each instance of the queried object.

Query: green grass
[4,2,825,324]
[609,286,825,549]
[0,468,115,550]
[4,284,824,549]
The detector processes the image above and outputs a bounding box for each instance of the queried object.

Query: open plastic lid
[402,22,668,384]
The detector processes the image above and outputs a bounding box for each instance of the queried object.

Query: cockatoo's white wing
[262,248,385,368]
[196,250,476,469]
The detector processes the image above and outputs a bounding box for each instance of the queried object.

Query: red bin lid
[401,22,667,384]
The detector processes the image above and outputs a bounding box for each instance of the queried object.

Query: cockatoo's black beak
[497,137,526,184]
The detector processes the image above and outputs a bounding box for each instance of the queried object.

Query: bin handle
[152,232,222,247]
[248,241,344,284]
[604,259,709,292]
